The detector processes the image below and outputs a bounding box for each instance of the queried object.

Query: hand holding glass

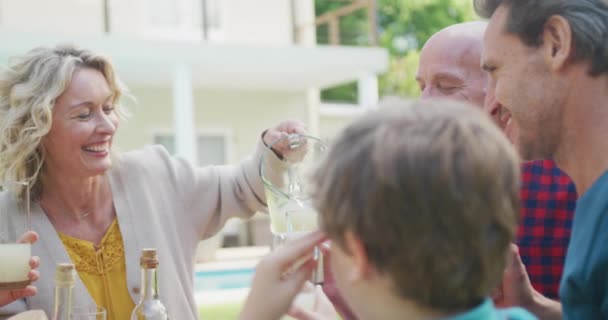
[0,181,34,290]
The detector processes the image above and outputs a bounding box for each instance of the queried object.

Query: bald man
[415,22,576,300]
[416,21,487,106]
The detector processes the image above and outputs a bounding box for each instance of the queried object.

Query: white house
[0,0,388,249]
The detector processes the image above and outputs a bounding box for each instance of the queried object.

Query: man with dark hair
[475,0,608,319]
[323,21,576,320]
[417,21,576,301]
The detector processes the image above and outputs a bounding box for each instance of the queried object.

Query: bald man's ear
[542,15,573,72]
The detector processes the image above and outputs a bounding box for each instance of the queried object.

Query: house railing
[295,0,378,46]
[98,0,376,45]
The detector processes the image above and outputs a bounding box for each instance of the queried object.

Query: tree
[316,0,476,100]
[379,50,421,97]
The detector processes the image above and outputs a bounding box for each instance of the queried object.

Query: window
[144,0,204,41]
[204,0,221,29]
[153,135,176,154]
[153,133,228,166]
[197,135,226,165]
[146,0,180,27]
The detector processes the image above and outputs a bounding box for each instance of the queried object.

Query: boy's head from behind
[313,99,520,317]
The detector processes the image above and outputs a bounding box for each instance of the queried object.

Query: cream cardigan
[0,140,283,319]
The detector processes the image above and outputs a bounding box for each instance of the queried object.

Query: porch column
[172,64,197,163]
[306,88,321,137]
[357,74,379,108]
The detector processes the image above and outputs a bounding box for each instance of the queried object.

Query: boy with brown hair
[240,99,537,320]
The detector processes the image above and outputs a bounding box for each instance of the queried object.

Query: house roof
[0,31,389,91]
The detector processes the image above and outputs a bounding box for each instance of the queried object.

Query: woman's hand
[239,231,327,320]
[263,120,307,159]
[0,231,40,308]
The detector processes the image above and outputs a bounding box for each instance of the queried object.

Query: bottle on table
[51,263,76,320]
[130,248,168,320]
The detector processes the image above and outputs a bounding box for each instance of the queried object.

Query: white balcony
[0,31,387,91]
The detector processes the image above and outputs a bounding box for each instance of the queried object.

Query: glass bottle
[52,263,76,320]
[130,248,168,320]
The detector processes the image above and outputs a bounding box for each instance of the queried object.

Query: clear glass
[0,181,32,290]
[260,134,326,284]
[71,306,106,320]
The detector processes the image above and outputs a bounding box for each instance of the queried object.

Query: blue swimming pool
[194,268,255,291]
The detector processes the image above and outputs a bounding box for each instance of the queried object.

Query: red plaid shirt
[518,160,576,299]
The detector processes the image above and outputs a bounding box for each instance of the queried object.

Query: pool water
[194,268,255,291]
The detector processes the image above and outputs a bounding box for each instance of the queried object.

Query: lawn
[199,303,242,320]
[199,303,343,320]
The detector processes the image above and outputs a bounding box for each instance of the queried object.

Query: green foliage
[315,1,369,46]
[377,0,476,56]
[315,0,476,100]
[316,6,370,46]
[320,81,359,104]
[379,50,421,97]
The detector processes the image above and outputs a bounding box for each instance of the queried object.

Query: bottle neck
[52,283,73,320]
[140,266,160,301]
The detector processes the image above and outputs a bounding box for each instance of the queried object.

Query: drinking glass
[0,181,32,290]
[71,306,106,320]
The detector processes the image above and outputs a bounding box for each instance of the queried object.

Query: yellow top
[58,219,135,320]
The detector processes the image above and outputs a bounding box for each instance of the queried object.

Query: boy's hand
[239,231,327,320]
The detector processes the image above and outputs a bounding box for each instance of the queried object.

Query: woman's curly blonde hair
[0,45,128,202]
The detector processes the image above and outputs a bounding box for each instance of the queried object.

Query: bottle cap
[140,248,159,268]
[55,263,75,286]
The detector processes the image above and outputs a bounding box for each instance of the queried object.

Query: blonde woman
[0,45,300,319]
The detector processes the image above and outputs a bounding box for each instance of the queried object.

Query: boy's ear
[344,231,373,282]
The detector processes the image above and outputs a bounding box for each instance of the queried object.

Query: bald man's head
[416,21,487,107]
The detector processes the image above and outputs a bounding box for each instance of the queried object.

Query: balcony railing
[101,0,218,41]
[299,0,378,46]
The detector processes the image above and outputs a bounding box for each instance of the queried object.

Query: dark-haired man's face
[481,5,566,161]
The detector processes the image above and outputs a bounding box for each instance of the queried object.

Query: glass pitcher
[259,133,327,283]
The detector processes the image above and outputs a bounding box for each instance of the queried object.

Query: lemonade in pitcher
[260,134,326,284]
[267,194,318,236]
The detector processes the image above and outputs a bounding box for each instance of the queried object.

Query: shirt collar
[443,299,500,320]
